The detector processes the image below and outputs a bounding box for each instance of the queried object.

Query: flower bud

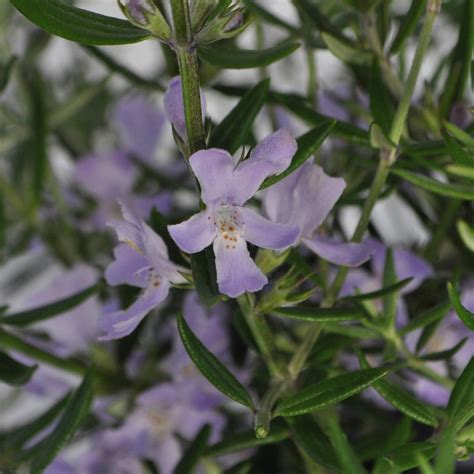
[118,0,172,42]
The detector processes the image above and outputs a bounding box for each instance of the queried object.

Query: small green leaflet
[199,41,300,69]
[321,33,373,66]
[10,0,151,45]
[0,282,101,327]
[275,367,391,417]
[177,314,254,409]
[0,351,37,386]
[392,168,474,200]
[383,442,437,470]
[447,282,474,330]
[29,368,94,473]
[342,277,413,302]
[447,357,474,419]
[260,120,336,189]
[270,305,365,322]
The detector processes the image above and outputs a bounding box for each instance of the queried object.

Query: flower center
[212,206,244,250]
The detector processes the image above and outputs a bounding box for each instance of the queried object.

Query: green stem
[238,295,282,378]
[0,328,87,376]
[170,0,206,154]
[288,323,322,380]
[288,0,441,381]
[255,380,288,439]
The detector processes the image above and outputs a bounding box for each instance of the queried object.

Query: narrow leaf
[199,41,300,69]
[389,0,427,54]
[0,351,37,386]
[209,78,269,154]
[270,306,365,322]
[447,357,474,418]
[447,282,474,330]
[342,278,413,302]
[457,219,474,252]
[275,367,391,417]
[288,416,339,470]
[369,62,395,135]
[391,168,474,200]
[30,368,94,473]
[420,338,468,361]
[260,120,336,189]
[384,442,437,470]
[382,248,397,326]
[177,314,254,409]
[11,0,151,45]
[400,300,451,335]
[321,32,373,66]
[174,425,211,474]
[443,130,474,166]
[1,283,100,327]
[358,352,438,427]
[191,248,220,307]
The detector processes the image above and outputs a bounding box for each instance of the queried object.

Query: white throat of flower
[211,205,244,250]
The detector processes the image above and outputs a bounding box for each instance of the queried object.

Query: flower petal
[99,283,169,340]
[263,162,346,237]
[234,129,297,204]
[303,235,372,267]
[189,149,236,207]
[105,244,149,288]
[114,96,165,162]
[240,207,299,250]
[214,236,267,297]
[168,211,216,254]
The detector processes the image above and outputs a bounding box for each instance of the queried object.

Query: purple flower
[163,76,206,141]
[113,96,165,165]
[100,203,186,340]
[168,130,300,297]
[263,161,372,267]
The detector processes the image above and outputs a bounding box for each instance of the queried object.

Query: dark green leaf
[199,41,300,69]
[174,424,211,474]
[447,282,474,330]
[400,300,451,335]
[342,278,413,302]
[30,368,94,473]
[0,56,17,93]
[244,0,298,33]
[391,168,474,200]
[270,305,365,322]
[260,120,336,189]
[177,314,254,409]
[369,62,395,135]
[206,421,289,457]
[321,32,373,66]
[443,130,474,166]
[209,78,269,154]
[389,0,427,54]
[447,357,474,418]
[10,0,151,45]
[1,282,101,327]
[420,338,468,361]
[384,442,436,470]
[382,248,397,326]
[0,351,37,386]
[288,416,339,470]
[275,367,391,417]
[358,352,438,427]
[292,0,344,38]
[191,248,220,307]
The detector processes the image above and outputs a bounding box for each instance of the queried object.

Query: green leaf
[321,32,373,66]
[399,300,451,335]
[447,282,474,330]
[10,0,151,45]
[369,62,395,135]
[30,368,94,473]
[245,0,298,33]
[1,282,101,327]
[209,78,269,154]
[174,424,211,474]
[270,306,365,322]
[389,0,427,55]
[260,120,336,189]
[288,416,339,470]
[445,164,474,180]
[199,41,300,69]
[447,357,474,418]
[391,168,474,200]
[0,55,17,93]
[190,248,220,307]
[342,278,413,302]
[443,130,474,166]
[275,367,391,417]
[0,351,37,386]
[457,219,474,252]
[420,338,468,361]
[177,314,254,409]
[384,442,437,470]
[382,248,398,326]
[0,395,68,450]
[358,352,438,427]
[206,421,289,457]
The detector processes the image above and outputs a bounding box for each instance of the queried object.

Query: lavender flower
[100,203,186,340]
[263,161,372,267]
[168,130,300,297]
